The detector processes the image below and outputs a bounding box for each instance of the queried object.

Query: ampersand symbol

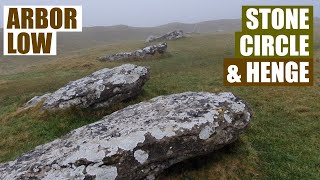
[227,65,241,83]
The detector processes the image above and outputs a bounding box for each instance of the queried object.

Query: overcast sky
[0,0,319,27]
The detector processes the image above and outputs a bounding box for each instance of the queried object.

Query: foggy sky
[0,0,319,27]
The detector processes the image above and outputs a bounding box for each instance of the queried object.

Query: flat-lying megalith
[24,64,150,110]
[3,92,251,180]
[98,42,167,61]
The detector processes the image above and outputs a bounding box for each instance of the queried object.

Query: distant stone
[24,64,150,110]
[23,93,51,109]
[98,42,167,61]
[3,92,252,180]
[146,30,184,43]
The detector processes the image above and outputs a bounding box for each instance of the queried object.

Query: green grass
[0,33,319,179]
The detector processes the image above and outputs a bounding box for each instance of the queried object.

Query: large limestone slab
[24,64,150,110]
[3,92,251,179]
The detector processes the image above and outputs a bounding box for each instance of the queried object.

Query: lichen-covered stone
[146,30,184,43]
[99,42,167,61]
[2,92,251,180]
[23,93,51,109]
[24,64,150,110]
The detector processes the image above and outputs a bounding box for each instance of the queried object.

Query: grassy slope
[0,19,241,75]
[0,32,319,179]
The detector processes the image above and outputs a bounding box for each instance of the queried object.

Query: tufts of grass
[159,137,260,180]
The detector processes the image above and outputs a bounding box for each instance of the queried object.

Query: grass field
[0,31,319,179]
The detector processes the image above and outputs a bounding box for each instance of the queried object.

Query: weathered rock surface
[24,64,150,110]
[99,42,167,61]
[146,30,184,43]
[23,93,51,109]
[2,92,251,180]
